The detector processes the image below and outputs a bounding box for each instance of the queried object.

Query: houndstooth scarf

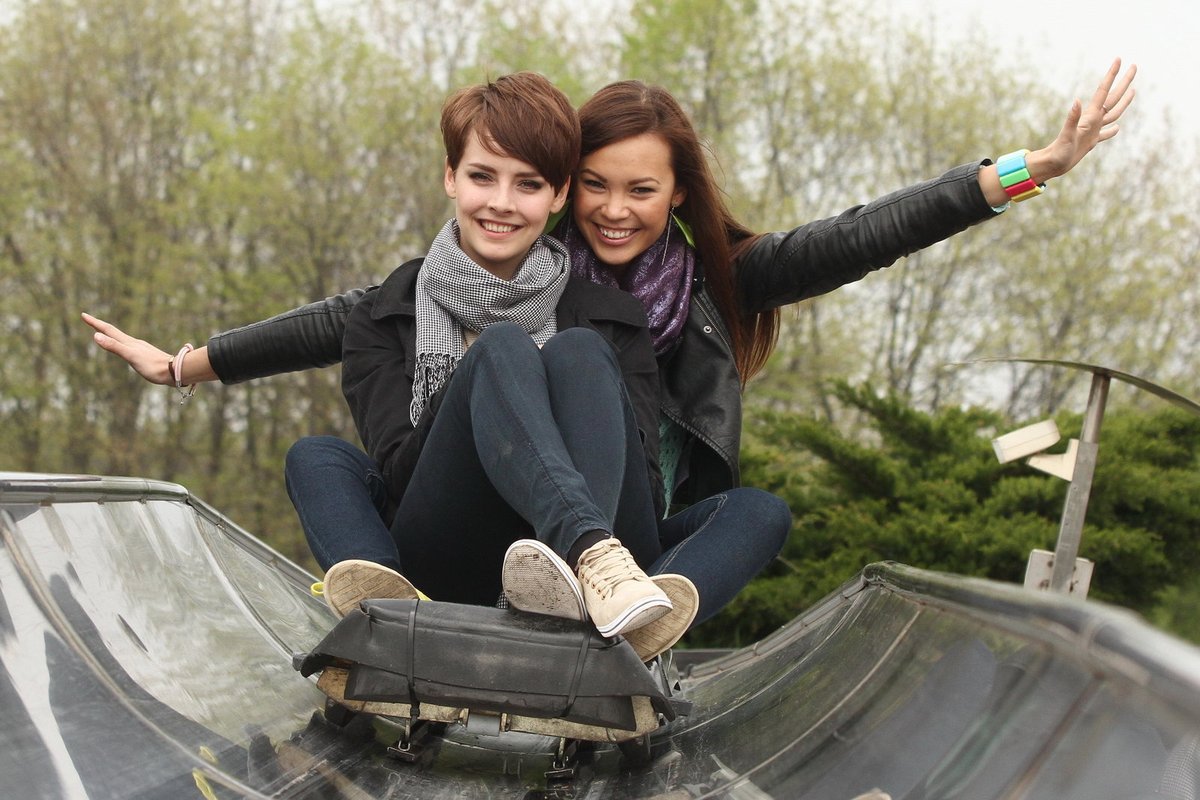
[410,219,570,425]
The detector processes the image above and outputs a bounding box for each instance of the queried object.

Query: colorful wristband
[996,149,1045,203]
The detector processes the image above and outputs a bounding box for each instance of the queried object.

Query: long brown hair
[576,81,780,383]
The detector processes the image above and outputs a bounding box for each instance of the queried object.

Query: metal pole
[1049,373,1110,593]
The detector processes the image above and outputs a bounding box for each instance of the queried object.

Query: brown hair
[441,72,580,193]
[576,81,779,384]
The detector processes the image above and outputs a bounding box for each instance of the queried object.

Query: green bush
[684,382,1200,648]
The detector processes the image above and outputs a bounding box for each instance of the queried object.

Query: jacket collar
[368,258,422,321]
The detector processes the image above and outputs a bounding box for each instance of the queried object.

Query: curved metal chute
[3,471,1199,799]
[957,357,1200,417]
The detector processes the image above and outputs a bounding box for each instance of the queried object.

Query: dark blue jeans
[286,434,401,572]
[652,488,790,624]
[286,329,791,624]
[290,323,660,607]
[287,440,789,624]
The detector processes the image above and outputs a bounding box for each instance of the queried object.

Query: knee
[542,327,614,372]
[285,435,363,480]
[475,321,528,350]
[286,435,340,471]
[741,488,792,555]
[467,322,539,372]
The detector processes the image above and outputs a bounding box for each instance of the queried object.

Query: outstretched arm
[83,312,218,386]
[735,61,1138,315]
[84,287,369,386]
[978,58,1136,207]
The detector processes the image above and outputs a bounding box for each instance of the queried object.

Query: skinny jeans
[285,332,791,624]
[288,477,789,629]
[290,323,660,606]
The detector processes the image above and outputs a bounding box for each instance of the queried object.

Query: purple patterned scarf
[556,216,695,356]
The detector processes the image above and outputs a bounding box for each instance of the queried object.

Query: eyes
[580,177,657,196]
[467,170,546,193]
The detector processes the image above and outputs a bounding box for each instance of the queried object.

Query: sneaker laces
[577,539,643,599]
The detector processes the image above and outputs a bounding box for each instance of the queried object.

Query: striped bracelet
[996,149,1046,203]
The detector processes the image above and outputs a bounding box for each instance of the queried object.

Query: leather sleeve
[206,287,373,384]
[736,162,997,313]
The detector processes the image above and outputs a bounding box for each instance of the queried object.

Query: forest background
[3,0,1199,648]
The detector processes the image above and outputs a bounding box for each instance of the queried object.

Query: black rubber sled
[293,598,691,744]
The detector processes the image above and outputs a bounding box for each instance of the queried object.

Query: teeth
[481,220,518,233]
[599,226,635,240]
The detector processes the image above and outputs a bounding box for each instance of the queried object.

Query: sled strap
[565,627,590,712]
[406,601,419,712]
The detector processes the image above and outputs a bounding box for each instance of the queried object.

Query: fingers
[1095,57,1122,93]
[81,311,128,343]
[1091,58,1121,103]
[1109,62,1137,103]
[82,312,152,364]
[90,329,130,357]
[1104,84,1136,124]
[1096,121,1122,145]
[1042,60,1135,180]
[81,311,105,333]
[1096,60,1137,122]
[1061,97,1084,134]
[81,312,120,351]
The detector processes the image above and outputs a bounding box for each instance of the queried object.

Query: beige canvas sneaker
[575,539,671,637]
[622,574,699,662]
[501,539,586,622]
[321,559,423,618]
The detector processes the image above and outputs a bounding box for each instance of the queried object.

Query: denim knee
[474,321,529,350]
[286,435,358,479]
[542,327,618,378]
[741,488,792,557]
[541,326,608,358]
[286,435,339,480]
[462,322,544,378]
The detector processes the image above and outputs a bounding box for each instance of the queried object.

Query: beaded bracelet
[996,149,1046,203]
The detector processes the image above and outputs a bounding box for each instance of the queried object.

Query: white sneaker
[622,574,698,662]
[501,539,586,621]
[321,559,422,618]
[575,539,671,637]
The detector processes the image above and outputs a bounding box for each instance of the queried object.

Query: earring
[661,204,677,268]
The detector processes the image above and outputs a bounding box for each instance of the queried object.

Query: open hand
[82,312,174,385]
[1037,58,1136,181]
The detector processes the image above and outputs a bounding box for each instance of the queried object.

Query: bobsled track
[3,470,1200,800]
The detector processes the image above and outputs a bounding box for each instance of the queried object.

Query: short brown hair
[441,72,580,193]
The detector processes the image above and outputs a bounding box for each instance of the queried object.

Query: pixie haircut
[441,72,580,193]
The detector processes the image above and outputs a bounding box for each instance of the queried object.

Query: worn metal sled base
[295,598,685,745]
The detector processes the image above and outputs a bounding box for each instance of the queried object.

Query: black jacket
[339,259,663,514]
[208,162,997,505]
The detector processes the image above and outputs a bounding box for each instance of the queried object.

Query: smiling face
[445,130,569,280]
[572,133,686,274]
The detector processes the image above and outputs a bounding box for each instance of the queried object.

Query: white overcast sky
[884,0,1199,143]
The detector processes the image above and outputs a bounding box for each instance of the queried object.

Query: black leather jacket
[209,162,997,505]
